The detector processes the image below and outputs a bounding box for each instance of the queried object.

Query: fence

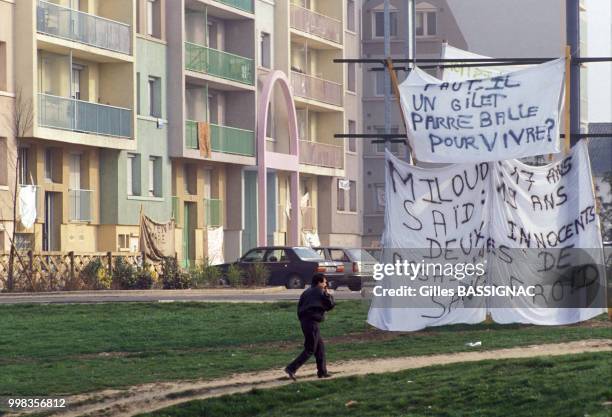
[291,71,343,106]
[0,251,164,292]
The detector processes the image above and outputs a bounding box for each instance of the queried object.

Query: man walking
[285,273,335,380]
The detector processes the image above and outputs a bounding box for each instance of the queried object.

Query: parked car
[217,246,345,289]
[314,247,378,291]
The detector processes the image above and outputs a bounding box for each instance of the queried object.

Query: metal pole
[566,0,581,144]
[384,0,391,148]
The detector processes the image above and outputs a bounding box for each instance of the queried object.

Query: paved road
[0,287,365,304]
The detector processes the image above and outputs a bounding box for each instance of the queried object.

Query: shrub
[113,257,137,290]
[81,258,112,290]
[243,263,269,287]
[134,268,155,289]
[224,264,244,287]
[191,259,222,288]
[161,257,192,289]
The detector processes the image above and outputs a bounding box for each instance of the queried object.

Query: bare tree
[3,87,34,291]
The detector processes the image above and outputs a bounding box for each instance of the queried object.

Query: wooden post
[27,250,33,279]
[385,58,414,163]
[563,45,572,154]
[69,251,75,280]
[107,251,112,277]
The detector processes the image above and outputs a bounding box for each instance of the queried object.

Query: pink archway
[257,70,300,245]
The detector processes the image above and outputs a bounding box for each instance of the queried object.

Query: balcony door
[43,192,60,251]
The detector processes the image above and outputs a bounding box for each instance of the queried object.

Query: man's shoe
[284,367,297,381]
[318,372,333,378]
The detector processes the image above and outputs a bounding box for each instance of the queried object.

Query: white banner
[367,150,489,331]
[207,227,224,265]
[399,58,565,163]
[489,140,606,324]
[368,140,605,331]
[440,43,519,81]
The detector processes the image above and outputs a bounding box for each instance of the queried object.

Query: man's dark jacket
[297,286,335,322]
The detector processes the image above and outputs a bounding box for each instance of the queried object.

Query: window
[416,11,437,37]
[374,184,385,212]
[71,65,82,100]
[44,148,53,181]
[265,249,288,262]
[242,248,266,262]
[0,41,7,91]
[146,0,161,38]
[347,120,357,153]
[0,138,7,186]
[347,0,355,32]
[127,153,140,196]
[374,126,400,154]
[337,180,345,211]
[136,72,141,115]
[349,180,357,212]
[148,76,161,118]
[375,70,387,96]
[148,156,162,197]
[18,147,28,185]
[260,32,271,68]
[374,11,398,38]
[347,62,356,92]
[330,249,349,262]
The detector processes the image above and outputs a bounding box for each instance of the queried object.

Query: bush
[161,257,192,289]
[113,257,137,290]
[224,264,244,287]
[81,258,112,290]
[134,268,155,289]
[191,259,222,288]
[243,263,269,287]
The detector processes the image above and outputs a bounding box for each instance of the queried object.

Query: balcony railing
[214,0,254,13]
[37,0,131,55]
[300,206,316,231]
[291,71,342,106]
[68,189,92,222]
[290,4,341,44]
[299,140,344,169]
[39,93,132,138]
[185,42,254,85]
[204,198,223,227]
[185,120,255,157]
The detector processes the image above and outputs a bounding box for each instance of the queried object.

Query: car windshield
[293,247,324,261]
[346,248,378,262]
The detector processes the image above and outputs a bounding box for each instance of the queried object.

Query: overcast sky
[586,0,611,122]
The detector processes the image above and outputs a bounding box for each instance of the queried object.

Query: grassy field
[139,352,612,417]
[0,301,610,396]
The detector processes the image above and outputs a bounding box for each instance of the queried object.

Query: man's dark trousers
[287,318,326,375]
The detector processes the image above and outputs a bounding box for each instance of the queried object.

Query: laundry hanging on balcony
[198,122,211,158]
[206,227,224,265]
[18,185,37,229]
[397,58,566,163]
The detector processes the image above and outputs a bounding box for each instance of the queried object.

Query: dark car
[314,247,378,291]
[218,246,345,289]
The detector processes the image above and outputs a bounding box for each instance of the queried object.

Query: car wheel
[328,280,339,290]
[348,282,362,292]
[285,274,305,289]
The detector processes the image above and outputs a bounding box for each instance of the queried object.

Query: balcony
[185,120,255,157]
[214,0,254,13]
[37,0,131,55]
[185,42,254,86]
[68,189,92,222]
[38,93,132,138]
[204,198,223,227]
[300,206,316,231]
[290,4,341,44]
[299,140,343,169]
[291,72,342,107]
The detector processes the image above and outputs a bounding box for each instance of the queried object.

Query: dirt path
[13,339,612,417]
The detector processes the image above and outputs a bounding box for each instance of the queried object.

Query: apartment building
[361,0,579,247]
[1,0,363,263]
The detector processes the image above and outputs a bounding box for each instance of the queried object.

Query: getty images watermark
[365,248,607,309]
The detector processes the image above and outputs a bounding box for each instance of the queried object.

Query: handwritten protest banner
[398,59,565,163]
[488,140,606,324]
[368,141,605,331]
